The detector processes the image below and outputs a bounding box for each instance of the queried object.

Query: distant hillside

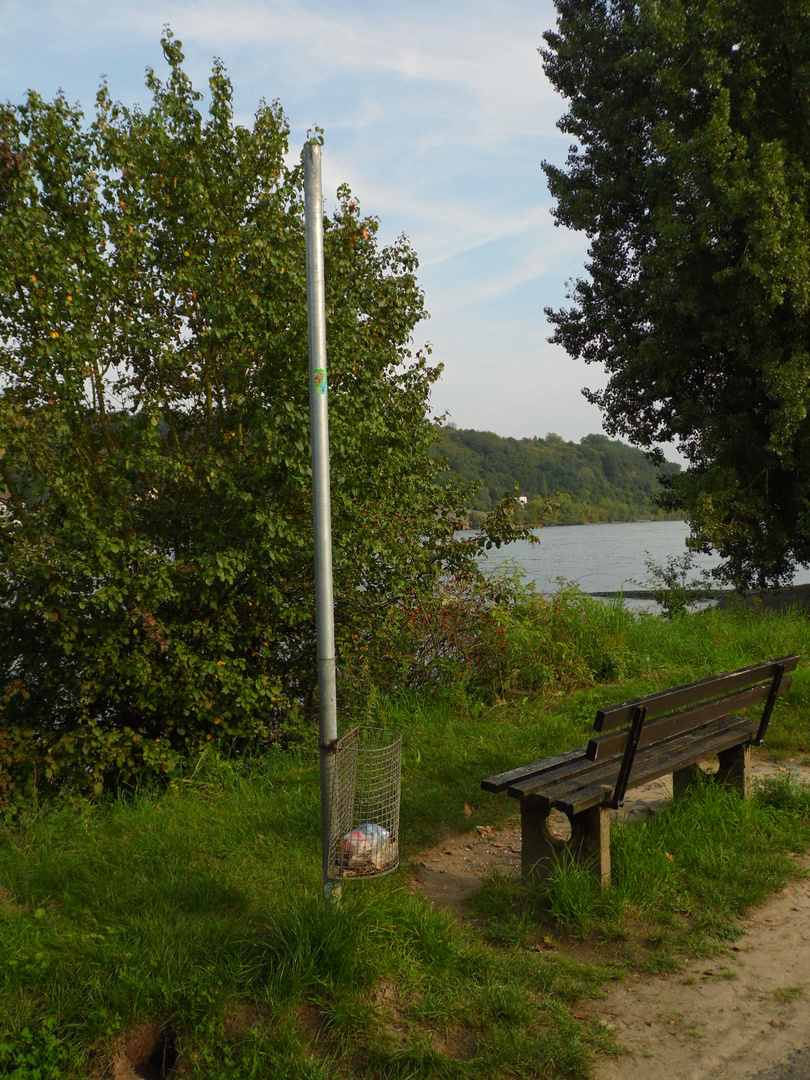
[434,427,681,527]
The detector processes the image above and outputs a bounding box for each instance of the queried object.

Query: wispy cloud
[120,0,561,144]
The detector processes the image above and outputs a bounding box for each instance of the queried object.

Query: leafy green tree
[0,34,524,806]
[541,0,810,587]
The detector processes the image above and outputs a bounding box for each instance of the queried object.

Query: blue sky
[0,0,613,444]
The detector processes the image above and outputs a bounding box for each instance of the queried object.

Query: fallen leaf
[770,1019,781,1028]
[463,803,473,816]
[414,877,426,884]
[669,1020,676,1026]
[574,1012,588,1020]
[703,969,716,976]
[665,851,675,862]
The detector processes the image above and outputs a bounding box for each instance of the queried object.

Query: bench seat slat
[480,746,585,793]
[594,655,798,731]
[559,718,759,815]
[504,749,592,798]
[519,714,756,809]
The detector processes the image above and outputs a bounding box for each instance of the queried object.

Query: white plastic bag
[337,822,396,871]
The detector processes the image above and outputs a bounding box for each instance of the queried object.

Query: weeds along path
[410,758,810,1080]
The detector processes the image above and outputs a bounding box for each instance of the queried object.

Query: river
[466,519,810,598]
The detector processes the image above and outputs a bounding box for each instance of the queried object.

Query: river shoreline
[589,583,810,613]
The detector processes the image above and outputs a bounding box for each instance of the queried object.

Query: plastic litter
[336,822,396,874]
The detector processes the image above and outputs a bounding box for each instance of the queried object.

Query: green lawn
[2,600,810,1078]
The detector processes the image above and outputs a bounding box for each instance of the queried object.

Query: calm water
[466,519,810,596]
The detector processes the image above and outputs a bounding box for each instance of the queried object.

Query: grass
[2,597,810,1077]
[0,752,615,1079]
[473,774,810,968]
[774,985,806,1004]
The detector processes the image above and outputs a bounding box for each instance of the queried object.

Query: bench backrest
[588,654,799,807]
[588,655,798,761]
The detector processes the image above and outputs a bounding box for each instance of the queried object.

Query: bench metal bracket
[609,704,647,809]
[753,663,786,745]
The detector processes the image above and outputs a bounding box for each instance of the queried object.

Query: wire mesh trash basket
[328,726,402,879]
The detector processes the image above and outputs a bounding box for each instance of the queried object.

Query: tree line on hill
[434,427,681,527]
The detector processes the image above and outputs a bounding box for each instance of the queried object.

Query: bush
[0,35,537,808]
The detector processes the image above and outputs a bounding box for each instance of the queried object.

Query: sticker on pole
[313,368,328,395]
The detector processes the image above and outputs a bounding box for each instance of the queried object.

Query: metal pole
[303,141,340,905]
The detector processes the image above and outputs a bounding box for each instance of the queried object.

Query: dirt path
[410,758,810,1080]
[591,857,810,1080]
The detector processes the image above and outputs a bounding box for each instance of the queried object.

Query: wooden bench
[482,655,799,887]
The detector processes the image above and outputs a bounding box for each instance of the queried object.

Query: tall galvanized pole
[303,141,340,905]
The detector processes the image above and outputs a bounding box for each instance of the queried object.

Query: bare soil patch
[111,1021,179,1080]
[409,756,810,1079]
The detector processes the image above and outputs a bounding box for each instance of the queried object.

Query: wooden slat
[506,750,594,799]
[593,655,799,732]
[480,746,585,793]
[526,714,755,810]
[586,679,791,762]
[559,718,759,815]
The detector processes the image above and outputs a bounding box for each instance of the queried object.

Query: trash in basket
[328,726,402,880]
[336,822,397,873]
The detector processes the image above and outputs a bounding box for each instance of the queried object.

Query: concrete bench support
[673,743,751,800]
[520,801,612,888]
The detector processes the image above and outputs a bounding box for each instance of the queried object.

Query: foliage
[487,584,633,697]
[640,551,713,620]
[436,427,680,525]
[339,576,637,706]
[541,0,810,587]
[0,34,533,808]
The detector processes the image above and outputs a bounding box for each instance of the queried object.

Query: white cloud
[119,0,562,146]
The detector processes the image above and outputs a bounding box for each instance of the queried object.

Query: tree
[0,34,526,805]
[541,0,810,587]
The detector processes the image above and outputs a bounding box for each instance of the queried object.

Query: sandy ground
[410,757,810,1080]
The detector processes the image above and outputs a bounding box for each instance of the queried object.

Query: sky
[0,0,616,446]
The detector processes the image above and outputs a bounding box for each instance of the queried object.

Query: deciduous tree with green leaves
[0,33,526,807]
[542,0,810,587]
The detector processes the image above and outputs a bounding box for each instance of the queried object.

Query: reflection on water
[466,520,810,598]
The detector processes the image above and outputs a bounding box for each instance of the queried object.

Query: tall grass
[475,774,810,969]
[2,596,810,1077]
